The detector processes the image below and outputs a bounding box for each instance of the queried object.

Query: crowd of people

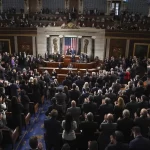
[0,8,150,31]
[0,47,150,150]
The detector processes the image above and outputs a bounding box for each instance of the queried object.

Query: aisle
[17,101,50,150]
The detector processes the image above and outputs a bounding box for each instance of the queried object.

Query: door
[111,1,121,15]
[69,0,79,12]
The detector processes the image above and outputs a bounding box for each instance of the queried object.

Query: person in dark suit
[68,83,81,104]
[82,95,97,114]
[44,109,61,150]
[62,76,72,90]
[75,76,85,91]
[10,79,19,98]
[98,98,114,124]
[133,80,145,98]
[98,114,117,150]
[45,97,63,119]
[79,112,98,150]
[134,109,150,137]
[105,131,129,150]
[67,100,81,125]
[129,126,150,150]
[94,90,105,108]
[55,88,67,113]
[112,79,121,94]
[125,95,139,119]
[79,88,90,104]
[117,109,134,143]
[29,136,43,150]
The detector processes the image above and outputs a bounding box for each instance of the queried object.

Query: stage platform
[43,61,96,69]
[39,61,98,83]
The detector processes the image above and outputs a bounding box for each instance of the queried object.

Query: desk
[43,61,96,69]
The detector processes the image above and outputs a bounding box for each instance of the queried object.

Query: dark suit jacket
[55,92,66,106]
[129,136,150,150]
[125,101,139,118]
[134,116,150,137]
[98,122,117,150]
[105,142,129,150]
[117,118,134,142]
[79,121,98,140]
[133,86,145,98]
[67,107,81,123]
[44,118,61,144]
[45,104,62,117]
[69,89,81,103]
[82,102,97,114]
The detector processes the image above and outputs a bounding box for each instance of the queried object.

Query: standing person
[62,112,77,150]
[11,96,24,134]
[44,109,61,150]
[129,126,150,150]
[55,88,67,113]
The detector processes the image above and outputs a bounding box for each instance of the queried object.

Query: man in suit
[44,109,61,150]
[125,95,139,118]
[45,97,62,119]
[82,95,97,114]
[133,80,145,98]
[67,100,81,124]
[98,98,114,124]
[55,88,67,113]
[69,83,81,104]
[117,109,134,143]
[105,131,129,150]
[98,114,117,150]
[129,126,150,150]
[75,76,85,91]
[79,87,90,104]
[112,79,121,94]
[79,112,98,150]
[134,109,150,137]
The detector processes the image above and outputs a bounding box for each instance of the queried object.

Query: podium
[63,55,79,66]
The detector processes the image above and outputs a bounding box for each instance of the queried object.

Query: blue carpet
[5,101,50,150]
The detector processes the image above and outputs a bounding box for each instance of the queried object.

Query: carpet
[5,100,50,150]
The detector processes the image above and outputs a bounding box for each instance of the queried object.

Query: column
[0,0,2,13]
[46,35,50,56]
[148,4,150,17]
[59,35,63,55]
[91,36,96,61]
[24,0,29,14]
[32,36,36,56]
[65,0,70,10]
[106,0,111,15]
[78,36,82,55]
[37,0,43,12]
[106,38,110,58]
[14,36,18,54]
[78,0,83,14]
[125,39,130,58]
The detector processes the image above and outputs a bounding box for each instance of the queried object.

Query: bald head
[71,100,76,107]
[107,113,114,122]
[140,108,147,117]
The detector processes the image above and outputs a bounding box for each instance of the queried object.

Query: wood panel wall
[129,40,150,57]
[0,36,15,54]
[17,36,33,55]
[109,39,127,58]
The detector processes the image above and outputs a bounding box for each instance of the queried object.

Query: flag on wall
[64,37,78,54]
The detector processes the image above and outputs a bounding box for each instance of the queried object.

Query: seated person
[67,63,73,69]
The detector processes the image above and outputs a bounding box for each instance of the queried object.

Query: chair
[1,127,19,149]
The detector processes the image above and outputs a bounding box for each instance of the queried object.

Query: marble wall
[37,27,105,60]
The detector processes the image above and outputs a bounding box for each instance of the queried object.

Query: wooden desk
[43,61,96,69]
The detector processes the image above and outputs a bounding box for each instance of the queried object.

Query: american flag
[64,37,78,54]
